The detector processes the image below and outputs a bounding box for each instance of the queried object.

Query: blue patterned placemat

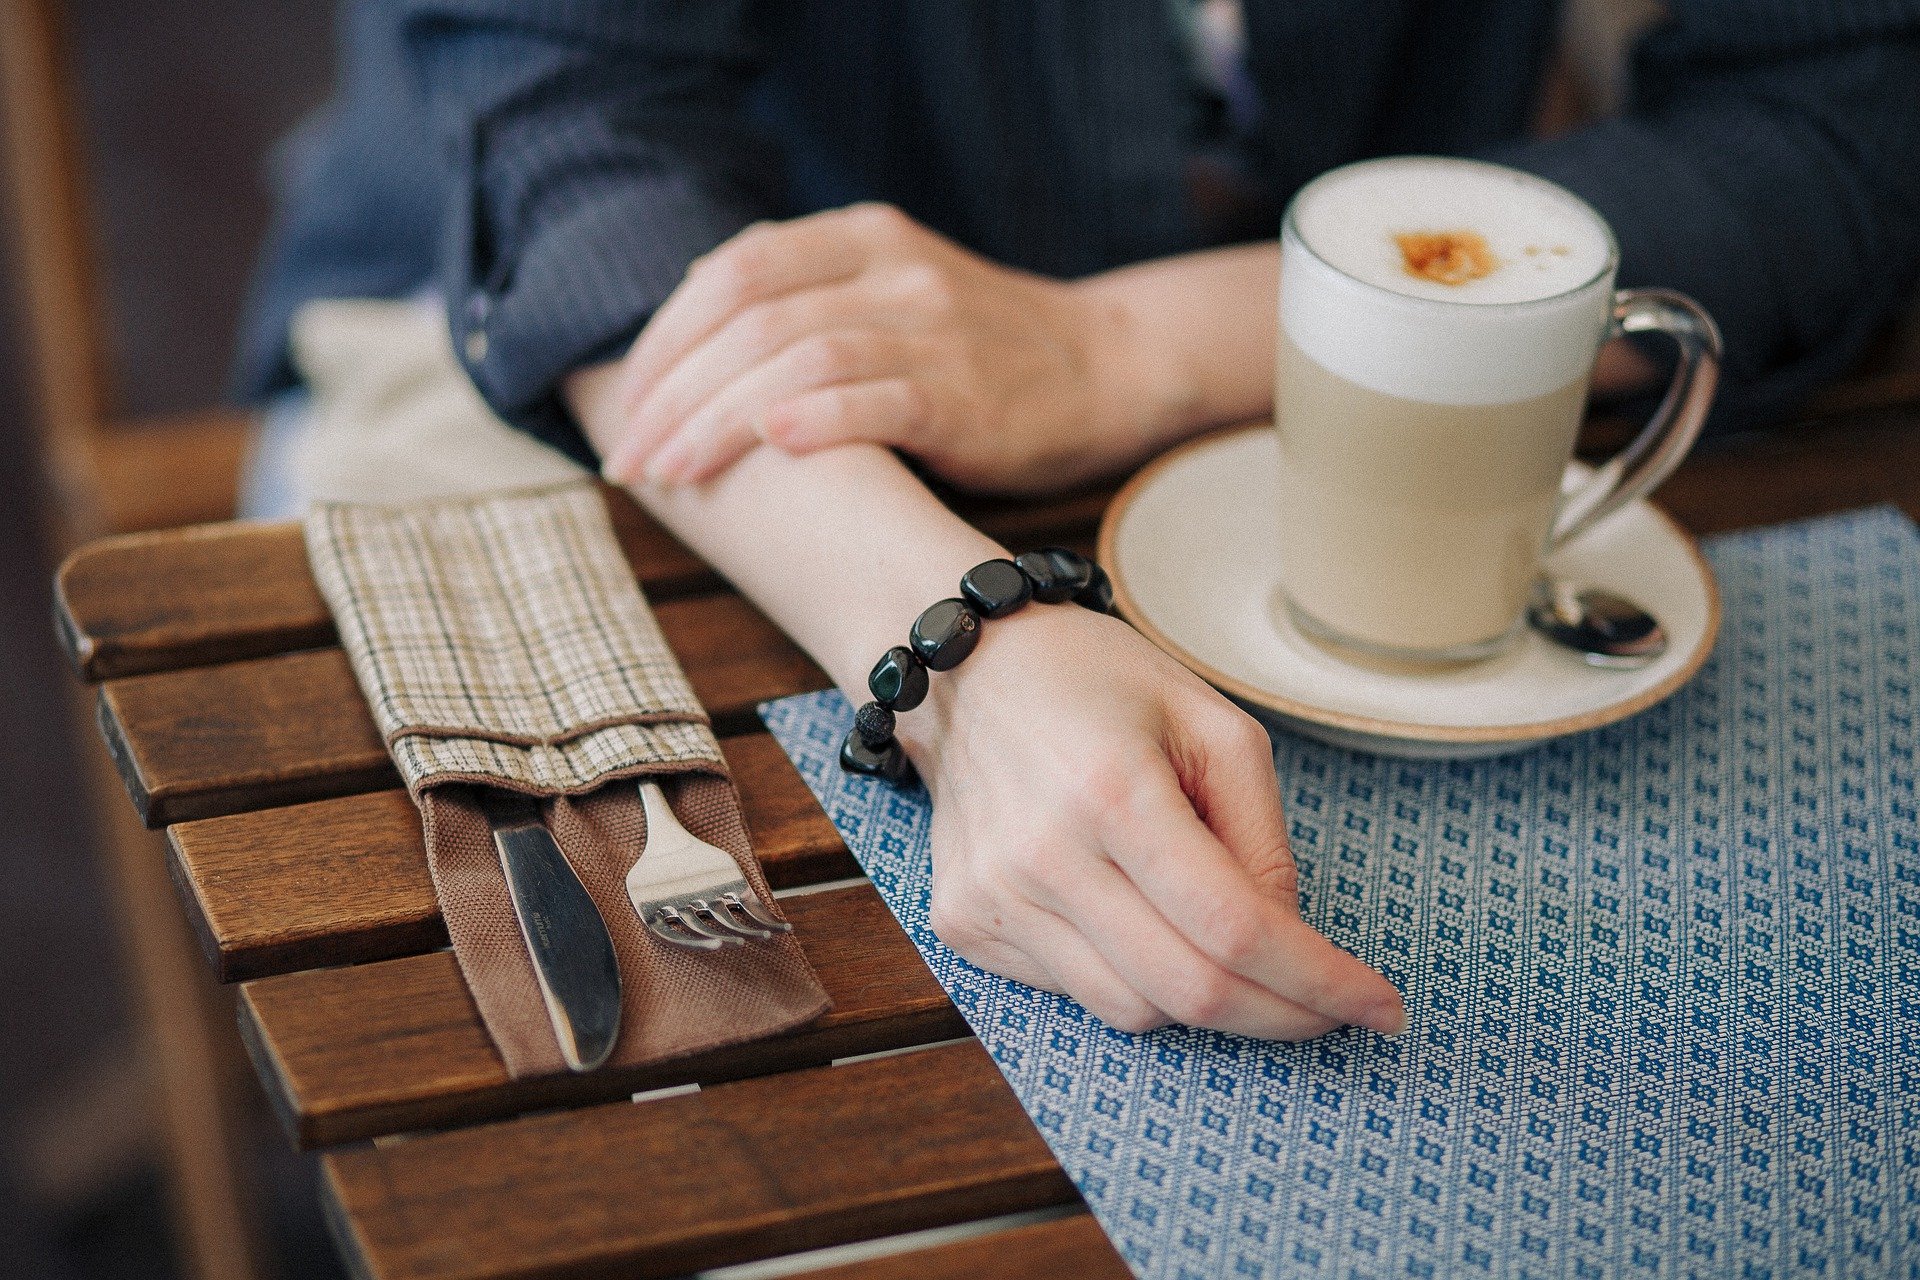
[760,507,1920,1280]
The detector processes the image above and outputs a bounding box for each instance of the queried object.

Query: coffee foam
[1280,157,1617,405]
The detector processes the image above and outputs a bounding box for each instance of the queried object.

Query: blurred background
[0,2,342,1276]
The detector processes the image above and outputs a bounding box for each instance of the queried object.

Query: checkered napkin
[763,507,1920,1279]
[306,482,827,1078]
[308,481,720,794]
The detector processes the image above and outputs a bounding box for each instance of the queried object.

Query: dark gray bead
[868,645,929,711]
[1013,551,1070,603]
[853,700,896,747]
[1076,562,1115,614]
[1040,546,1095,593]
[840,730,914,784]
[1016,548,1092,603]
[960,558,1032,619]
[910,598,981,671]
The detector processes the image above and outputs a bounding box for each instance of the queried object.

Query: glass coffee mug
[1273,156,1720,663]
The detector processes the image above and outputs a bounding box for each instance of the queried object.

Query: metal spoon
[1526,579,1667,668]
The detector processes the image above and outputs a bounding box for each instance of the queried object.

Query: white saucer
[1098,426,1721,759]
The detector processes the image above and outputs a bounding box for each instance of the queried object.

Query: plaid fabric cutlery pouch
[305,480,827,1078]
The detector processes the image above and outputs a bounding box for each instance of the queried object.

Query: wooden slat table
[56,412,1920,1279]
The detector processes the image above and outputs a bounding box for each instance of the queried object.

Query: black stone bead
[1075,562,1116,615]
[960,558,1032,619]
[840,730,914,784]
[910,598,982,672]
[868,645,929,712]
[1015,547,1092,603]
[1041,546,1095,593]
[852,700,896,747]
[1013,551,1070,603]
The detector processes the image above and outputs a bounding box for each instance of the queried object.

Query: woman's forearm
[567,361,1003,697]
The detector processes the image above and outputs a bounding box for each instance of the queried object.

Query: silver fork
[626,780,792,949]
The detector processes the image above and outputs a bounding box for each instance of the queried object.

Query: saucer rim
[1097,423,1723,746]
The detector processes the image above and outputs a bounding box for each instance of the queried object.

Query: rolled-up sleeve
[1483,5,1920,430]
[401,0,782,463]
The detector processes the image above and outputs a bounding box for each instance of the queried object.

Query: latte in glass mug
[1273,156,1719,663]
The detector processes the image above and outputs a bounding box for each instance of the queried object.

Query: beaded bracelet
[840,547,1115,783]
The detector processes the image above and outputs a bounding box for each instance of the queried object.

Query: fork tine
[724,890,792,934]
[693,900,774,940]
[645,914,725,950]
[658,905,745,947]
[630,781,790,945]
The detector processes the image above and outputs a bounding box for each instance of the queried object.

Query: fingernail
[1362,995,1408,1038]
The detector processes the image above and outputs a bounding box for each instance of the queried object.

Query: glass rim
[1281,156,1621,310]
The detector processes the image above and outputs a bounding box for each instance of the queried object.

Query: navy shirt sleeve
[400,0,784,465]
[1483,4,1920,429]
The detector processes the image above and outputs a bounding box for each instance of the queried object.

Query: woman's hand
[596,203,1186,495]
[896,602,1407,1039]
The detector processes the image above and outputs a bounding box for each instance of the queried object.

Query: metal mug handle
[1549,288,1722,549]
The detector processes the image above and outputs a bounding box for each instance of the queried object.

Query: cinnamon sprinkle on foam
[1393,229,1499,286]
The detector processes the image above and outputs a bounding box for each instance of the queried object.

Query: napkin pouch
[306,481,828,1078]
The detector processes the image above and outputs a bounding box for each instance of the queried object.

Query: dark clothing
[236,1,1920,467]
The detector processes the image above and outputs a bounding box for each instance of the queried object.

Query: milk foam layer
[1294,157,1612,305]
[1280,157,1617,405]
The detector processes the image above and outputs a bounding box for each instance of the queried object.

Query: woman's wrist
[1071,243,1282,458]
[571,354,1113,786]
[842,547,1114,783]
[817,530,1007,703]
[1070,272,1203,463]
[889,600,1064,774]
[571,359,1016,710]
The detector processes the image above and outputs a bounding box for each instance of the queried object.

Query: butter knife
[478,789,622,1072]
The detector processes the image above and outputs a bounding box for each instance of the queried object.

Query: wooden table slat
[800,1214,1129,1280]
[322,1040,1077,1280]
[170,733,849,982]
[242,884,963,1148]
[56,484,1115,684]
[97,591,827,827]
[55,519,338,682]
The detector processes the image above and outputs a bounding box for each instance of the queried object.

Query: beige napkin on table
[287,296,585,507]
[305,481,829,1078]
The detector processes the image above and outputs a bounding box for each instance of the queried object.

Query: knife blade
[478,789,622,1072]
